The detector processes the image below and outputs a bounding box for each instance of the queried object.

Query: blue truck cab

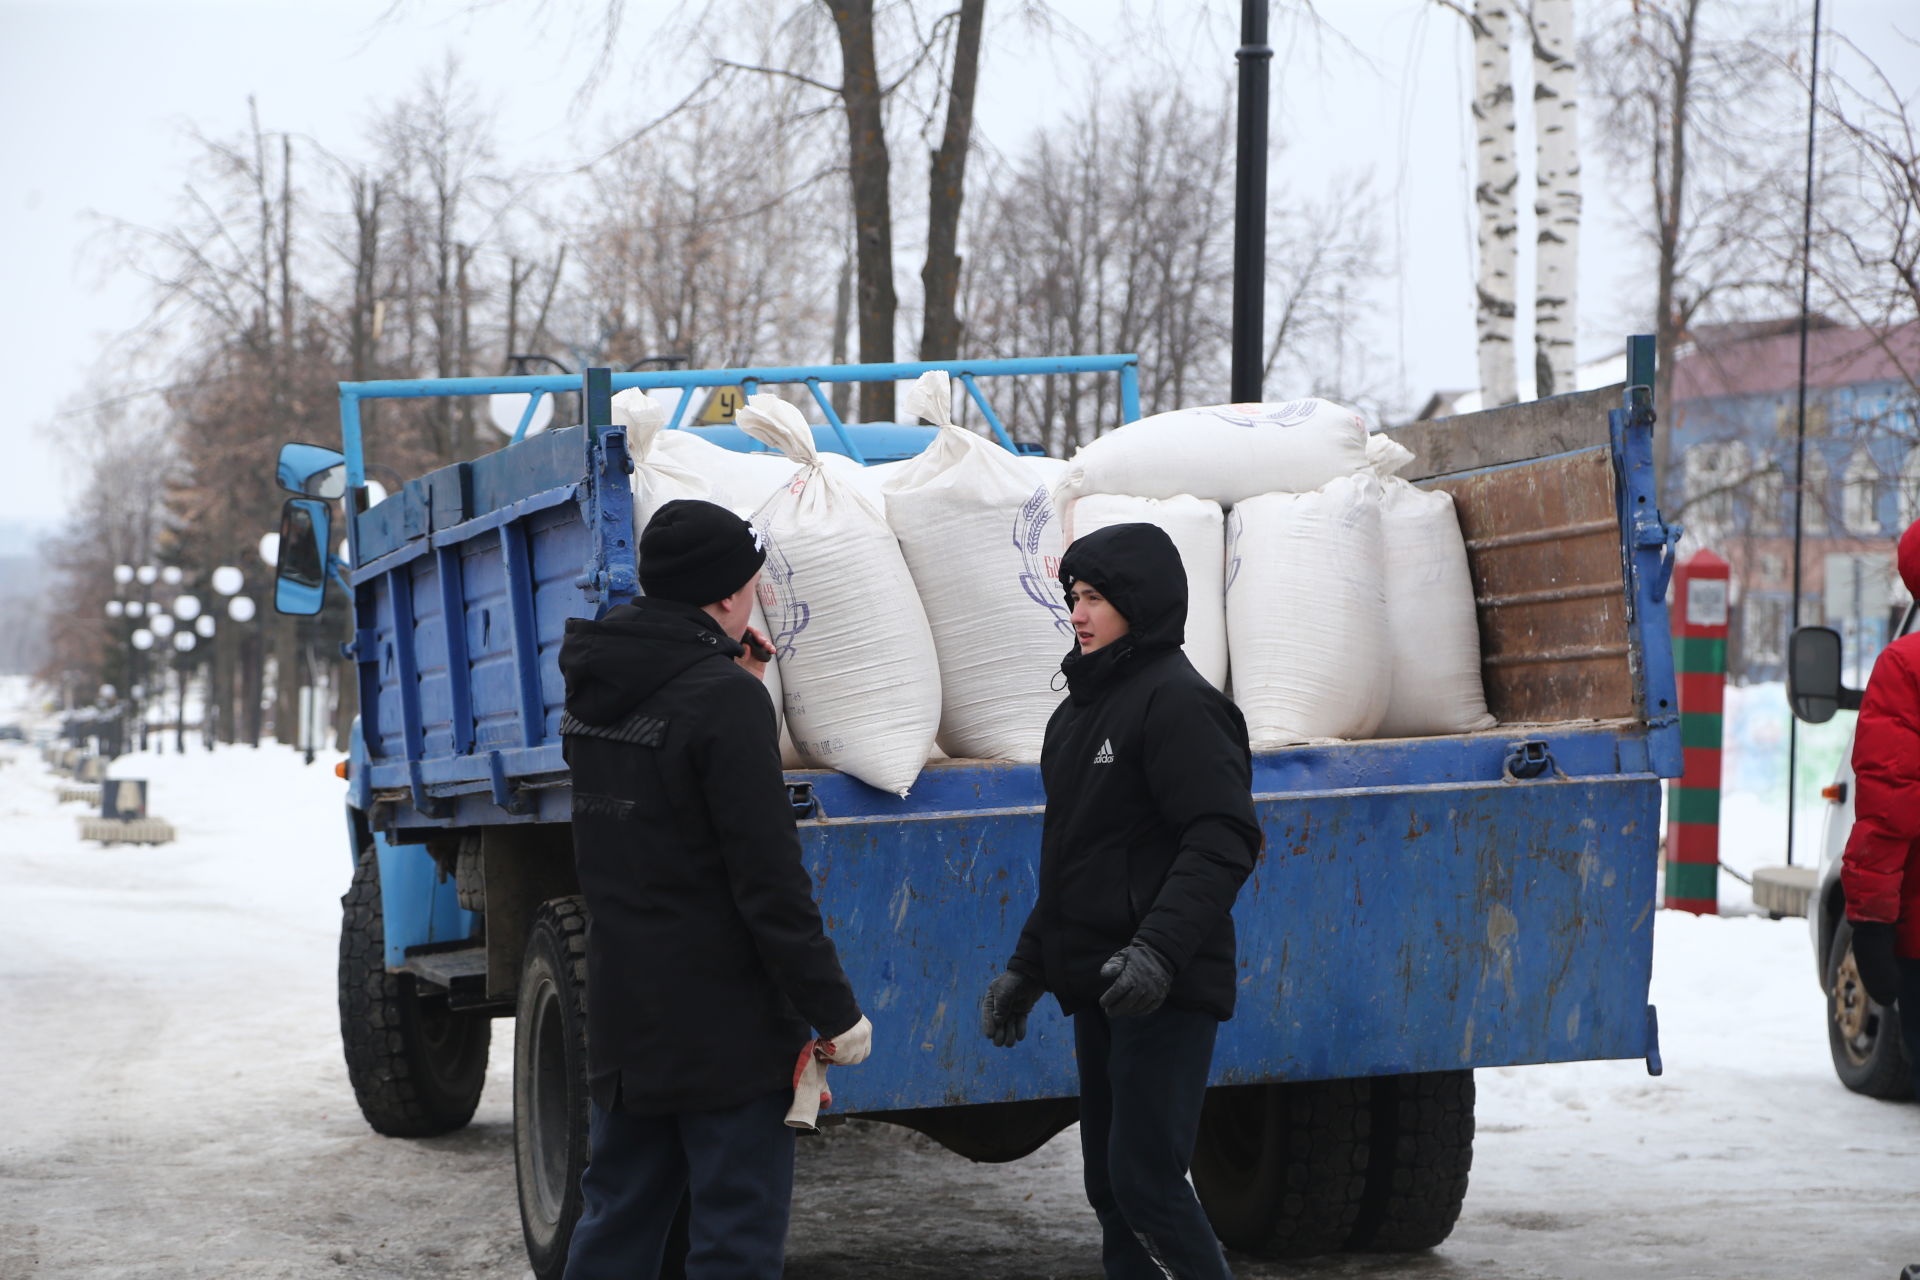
[272,345,1680,1275]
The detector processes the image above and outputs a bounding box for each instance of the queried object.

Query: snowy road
[2,735,1917,1279]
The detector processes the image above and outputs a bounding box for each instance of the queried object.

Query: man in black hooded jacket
[558,498,869,1280]
[982,522,1260,1280]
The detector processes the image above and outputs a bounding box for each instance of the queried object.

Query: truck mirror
[274,497,331,616]
[1788,626,1846,723]
[277,442,347,499]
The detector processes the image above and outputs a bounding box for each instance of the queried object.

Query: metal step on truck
[270,339,1680,1275]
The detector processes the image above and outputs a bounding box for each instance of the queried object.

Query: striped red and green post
[1665,548,1731,914]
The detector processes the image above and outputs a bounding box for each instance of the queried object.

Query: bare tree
[963,85,1383,454]
[1472,0,1520,407]
[1588,0,1793,494]
[920,0,987,361]
[1530,0,1580,397]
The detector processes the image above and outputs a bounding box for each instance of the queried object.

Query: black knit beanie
[639,499,767,605]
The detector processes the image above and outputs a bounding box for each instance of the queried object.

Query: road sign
[694,386,749,425]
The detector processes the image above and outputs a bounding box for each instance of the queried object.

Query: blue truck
[272,342,1679,1274]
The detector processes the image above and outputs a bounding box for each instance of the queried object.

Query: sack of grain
[1225,474,1390,745]
[613,389,803,764]
[1374,478,1496,737]
[1068,493,1228,690]
[737,394,940,795]
[882,371,1071,761]
[1056,398,1370,508]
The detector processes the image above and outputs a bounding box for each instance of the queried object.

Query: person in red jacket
[1840,518,1920,1091]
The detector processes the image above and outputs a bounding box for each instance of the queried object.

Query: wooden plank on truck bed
[1389,384,1623,481]
[1431,448,1638,724]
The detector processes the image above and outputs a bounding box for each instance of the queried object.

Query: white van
[1790,614,1913,1097]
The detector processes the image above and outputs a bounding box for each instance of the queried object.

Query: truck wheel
[338,847,490,1137]
[1190,1079,1371,1258]
[513,897,690,1280]
[515,897,592,1280]
[1826,918,1913,1100]
[1346,1070,1474,1253]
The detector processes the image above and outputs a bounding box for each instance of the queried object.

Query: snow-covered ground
[2,688,1917,1279]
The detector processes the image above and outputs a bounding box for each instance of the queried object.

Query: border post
[1665,548,1730,913]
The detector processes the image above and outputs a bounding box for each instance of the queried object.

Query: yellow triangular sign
[694,385,748,425]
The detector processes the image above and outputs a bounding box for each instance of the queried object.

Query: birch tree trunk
[1473,0,1519,407]
[1531,0,1580,398]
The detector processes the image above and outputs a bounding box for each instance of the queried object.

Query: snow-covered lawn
[1,698,1916,1278]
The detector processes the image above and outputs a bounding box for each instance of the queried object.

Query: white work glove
[819,1015,872,1065]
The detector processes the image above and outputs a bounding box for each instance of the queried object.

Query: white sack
[649,422,804,511]
[737,394,940,795]
[1365,430,1417,479]
[1375,479,1496,737]
[614,388,801,762]
[1225,475,1390,746]
[1057,398,1370,508]
[1069,494,1228,691]
[882,371,1071,761]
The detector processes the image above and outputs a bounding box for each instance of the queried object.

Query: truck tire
[514,897,592,1280]
[1190,1079,1371,1259]
[1826,917,1913,1100]
[1346,1070,1474,1253]
[338,847,490,1138]
[514,897,690,1280]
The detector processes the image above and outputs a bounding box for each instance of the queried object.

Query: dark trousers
[1900,957,1920,1098]
[562,1089,794,1280]
[1074,1005,1234,1280]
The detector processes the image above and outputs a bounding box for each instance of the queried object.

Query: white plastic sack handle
[610,388,670,456]
[900,370,958,432]
[736,393,820,466]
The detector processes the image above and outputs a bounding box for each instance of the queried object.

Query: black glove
[981,970,1044,1047]
[1850,920,1903,1007]
[1099,942,1174,1018]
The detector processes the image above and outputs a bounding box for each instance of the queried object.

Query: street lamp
[114,564,135,586]
[150,613,175,638]
[136,565,158,586]
[105,600,124,618]
[228,596,256,623]
[212,565,244,597]
[195,615,215,638]
[173,593,201,621]
[161,566,183,586]
[172,630,196,753]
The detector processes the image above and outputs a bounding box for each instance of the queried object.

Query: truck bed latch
[788,783,818,820]
[1503,740,1555,781]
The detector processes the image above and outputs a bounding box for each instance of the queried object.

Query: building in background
[1670,319,1920,684]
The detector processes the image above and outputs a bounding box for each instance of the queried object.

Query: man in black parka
[982,522,1260,1280]
[558,498,869,1280]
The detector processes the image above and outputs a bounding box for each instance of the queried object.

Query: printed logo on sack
[1093,738,1114,765]
[1012,485,1075,639]
[755,534,810,658]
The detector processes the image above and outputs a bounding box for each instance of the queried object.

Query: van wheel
[338,847,490,1137]
[1346,1070,1474,1252]
[1191,1079,1371,1258]
[1827,918,1912,1100]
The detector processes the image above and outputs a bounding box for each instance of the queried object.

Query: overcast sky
[1,0,1908,539]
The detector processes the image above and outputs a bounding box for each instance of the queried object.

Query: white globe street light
[172,594,202,621]
[194,615,216,639]
[146,601,163,618]
[228,596,257,623]
[161,566,183,586]
[173,631,196,653]
[366,479,389,506]
[106,601,125,618]
[114,564,135,585]
[258,532,280,567]
[150,614,175,638]
[136,565,158,585]
[211,565,244,596]
[131,629,154,651]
